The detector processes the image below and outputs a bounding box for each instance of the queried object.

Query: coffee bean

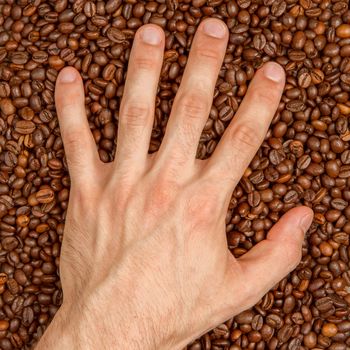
[235,310,255,324]
[277,325,293,342]
[0,98,16,115]
[286,100,306,112]
[2,237,19,251]
[14,120,35,135]
[322,323,338,337]
[107,27,126,43]
[22,307,34,327]
[298,71,312,88]
[336,24,350,38]
[35,188,54,204]
[251,314,263,331]
[102,64,116,81]
[288,50,307,62]
[266,314,283,329]
[253,34,266,50]
[106,0,122,14]
[310,68,325,84]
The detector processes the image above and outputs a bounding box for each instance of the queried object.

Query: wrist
[35,306,74,350]
[36,302,167,350]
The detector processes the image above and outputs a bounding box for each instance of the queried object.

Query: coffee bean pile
[0,0,350,349]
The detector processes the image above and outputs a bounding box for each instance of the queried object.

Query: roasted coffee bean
[35,188,55,204]
[277,325,293,343]
[0,98,16,115]
[14,120,35,135]
[322,323,338,337]
[107,27,126,43]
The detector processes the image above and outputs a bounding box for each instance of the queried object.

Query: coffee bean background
[0,0,350,349]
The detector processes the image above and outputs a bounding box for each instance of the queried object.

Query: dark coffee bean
[266,314,283,329]
[235,310,255,324]
[107,27,126,43]
[252,314,263,331]
[253,34,266,50]
[277,325,293,342]
[298,71,312,88]
[288,50,306,62]
[11,296,24,314]
[283,190,298,204]
[331,198,348,210]
[286,100,306,112]
[2,237,19,251]
[105,0,122,14]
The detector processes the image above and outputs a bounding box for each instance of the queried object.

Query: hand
[36,19,313,350]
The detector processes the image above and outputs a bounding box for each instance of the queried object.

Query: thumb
[236,206,313,307]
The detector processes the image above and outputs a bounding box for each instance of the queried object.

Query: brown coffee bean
[14,120,35,135]
[298,71,311,88]
[2,237,19,251]
[22,307,34,327]
[107,27,126,43]
[283,295,296,314]
[0,98,16,115]
[235,310,254,324]
[337,24,350,38]
[288,50,307,62]
[322,323,338,337]
[102,64,116,81]
[266,314,283,329]
[35,188,55,204]
[106,0,122,14]
[286,100,306,112]
[319,241,334,256]
[277,325,293,342]
[0,320,9,331]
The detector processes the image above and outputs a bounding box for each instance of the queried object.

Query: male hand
[36,19,313,350]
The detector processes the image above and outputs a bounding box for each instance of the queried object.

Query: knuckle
[120,102,150,127]
[186,191,220,227]
[196,46,222,62]
[250,86,278,106]
[145,176,179,213]
[70,185,97,213]
[166,151,188,169]
[63,131,85,164]
[63,130,81,149]
[231,122,260,150]
[178,92,209,120]
[133,56,158,71]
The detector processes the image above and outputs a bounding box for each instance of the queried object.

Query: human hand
[36,19,313,350]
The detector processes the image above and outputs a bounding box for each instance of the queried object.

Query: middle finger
[156,19,228,168]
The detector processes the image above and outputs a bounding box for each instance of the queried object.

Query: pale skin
[36,19,313,350]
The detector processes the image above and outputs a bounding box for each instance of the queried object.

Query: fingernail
[59,68,78,83]
[263,62,285,83]
[141,26,162,45]
[203,20,227,39]
[299,212,314,232]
